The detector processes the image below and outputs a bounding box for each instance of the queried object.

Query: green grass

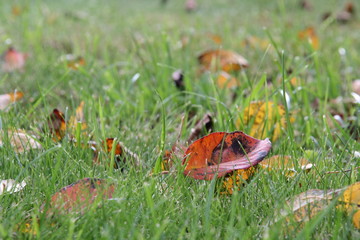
[0,0,359,239]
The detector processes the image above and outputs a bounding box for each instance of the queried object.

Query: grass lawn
[0,0,359,239]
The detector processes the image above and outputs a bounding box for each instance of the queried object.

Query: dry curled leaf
[47,178,115,215]
[0,179,26,195]
[47,109,66,141]
[187,113,213,144]
[280,188,343,223]
[183,131,271,180]
[298,27,319,50]
[0,91,23,110]
[1,47,28,72]
[259,155,313,177]
[0,129,42,153]
[336,2,355,23]
[237,101,295,142]
[47,102,88,141]
[198,49,249,73]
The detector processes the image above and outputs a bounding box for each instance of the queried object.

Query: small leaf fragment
[0,179,26,195]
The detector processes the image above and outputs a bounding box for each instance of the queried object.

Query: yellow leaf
[236,101,294,142]
[339,182,360,213]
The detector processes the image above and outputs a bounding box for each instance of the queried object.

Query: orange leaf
[48,178,115,214]
[183,131,271,180]
[298,27,319,50]
[217,71,238,89]
[198,49,249,73]
[207,33,222,44]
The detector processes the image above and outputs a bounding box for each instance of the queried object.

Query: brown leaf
[198,49,249,73]
[1,47,27,72]
[0,129,42,153]
[183,131,271,180]
[299,0,312,10]
[0,91,23,110]
[187,113,213,144]
[48,178,115,215]
[47,109,66,141]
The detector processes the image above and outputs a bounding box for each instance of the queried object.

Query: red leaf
[183,131,271,180]
[49,178,115,214]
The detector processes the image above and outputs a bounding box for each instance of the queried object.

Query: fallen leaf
[220,167,256,194]
[198,49,249,73]
[298,27,319,50]
[187,113,213,144]
[0,91,23,110]
[60,54,85,70]
[280,188,343,223]
[11,5,23,16]
[47,102,88,141]
[183,131,271,180]
[67,57,85,70]
[337,2,355,23]
[68,101,88,137]
[338,182,360,213]
[216,71,238,89]
[1,47,28,72]
[47,109,66,141]
[172,69,185,90]
[236,101,294,142]
[0,179,26,195]
[241,36,270,50]
[185,0,197,12]
[0,129,42,153]
[207,33,222,44]
[352,79,360,95]
[259,155,313,177]
[299,0,312,10]
[48,178,115,214]
[353,210,360,229]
